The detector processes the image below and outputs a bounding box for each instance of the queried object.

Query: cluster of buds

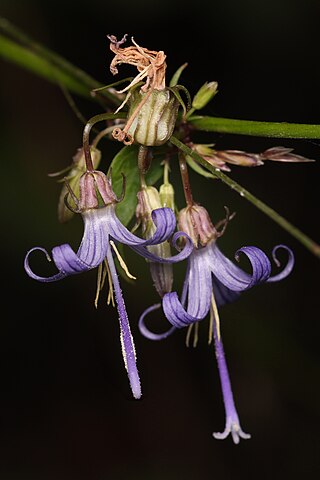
[188,143,314,172]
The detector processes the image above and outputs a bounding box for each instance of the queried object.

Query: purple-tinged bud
[126,88,179,146]
[260,146,314,163]
[178,205,217,247]
[79,171,118,211]
[213,150,263,167]
[192,81,218,110]
[136,186,173,297]
[56,147,101,223]
[190,143,231,171]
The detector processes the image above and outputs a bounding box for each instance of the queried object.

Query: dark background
[0,1,319,479]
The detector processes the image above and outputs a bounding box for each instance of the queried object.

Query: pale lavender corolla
[25,169,193,400]
[139,204,294,442]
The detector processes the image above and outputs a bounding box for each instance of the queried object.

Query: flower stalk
[82,112,126,171]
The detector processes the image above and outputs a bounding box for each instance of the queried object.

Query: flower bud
[260,146,314,163]
[192,81,218,110]
[136,186,173,297]
[57,147,101,222]
[178,205,217,247]
[213,150,263,167]
[126,88,179,146]
[159,182,175,211]
[136,186,163,235]
[79,171,118,211]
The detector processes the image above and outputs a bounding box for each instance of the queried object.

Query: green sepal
[168,85,191,119]
[169,62,188,87]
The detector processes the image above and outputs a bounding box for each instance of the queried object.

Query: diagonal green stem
[0,34,93,98]
[189,115,320,139]
[170,136,320,258]
[0,17,119,106]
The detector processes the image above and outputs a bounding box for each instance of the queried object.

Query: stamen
[186,324,193,347]
[185,322,199,347]
[94,263,103,308]
[211,290,221,341]
[110,240,137,280]
[193,321,199,347]
[208,307,214,345]
[105,259,115,307]
[94,261,115,307]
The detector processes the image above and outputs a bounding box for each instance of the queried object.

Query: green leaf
[109,145,163,226]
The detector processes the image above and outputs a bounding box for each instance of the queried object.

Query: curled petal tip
[24,247,66,282]
[267,244,295,283]
[139,303,176,341]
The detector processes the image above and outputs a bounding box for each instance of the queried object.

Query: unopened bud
[136,186,163,235]
[190,143,230,171]
[260,146,314,163]
[178,205,217,247]
[57,147,101,222]
[136,186,173,297]
[126,88,179,146]
[159,182,175,210]
[79,170,118,211]
[192,81,218,110]
[214,150,263,167]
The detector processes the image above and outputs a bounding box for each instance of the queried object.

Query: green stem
[189,115,320,139]
[0,17,119,106]
[170,136,320,258]
[0,34,92,98]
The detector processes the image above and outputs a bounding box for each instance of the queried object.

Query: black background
[0,1,319,479]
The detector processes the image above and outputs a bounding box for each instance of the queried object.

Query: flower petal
[77,209,110,267]
[24,247,66,282]
[24,244,93,282]
[267,245,295,282]
[162,250,212,328]
[25,209,111,282]
[131,231,193,263]
[108,207,177,247]
[139,303,176,340]
[209,244,271,291]
[106,247,141,400]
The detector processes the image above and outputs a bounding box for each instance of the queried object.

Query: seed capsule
[126,88,179,146]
